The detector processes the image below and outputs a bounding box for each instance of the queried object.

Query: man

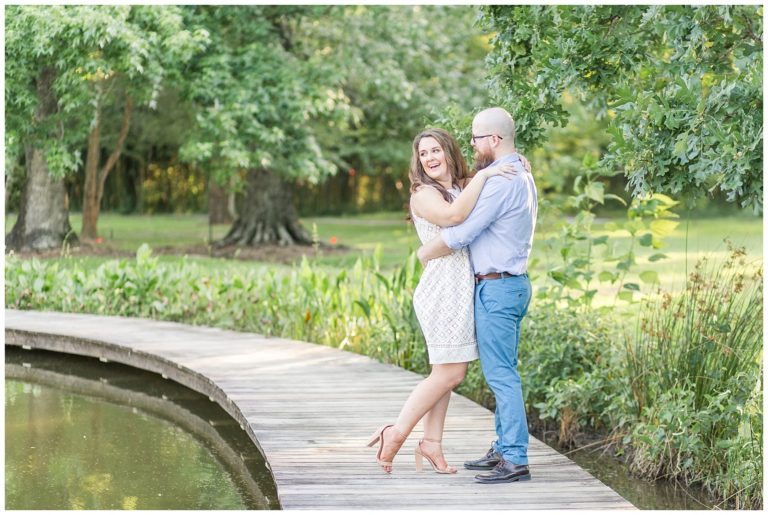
[416,107,538,484]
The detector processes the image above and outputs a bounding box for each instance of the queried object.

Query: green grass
[304,211,417,269]
[5,213,232,251]
[5,210,762,293]
[533,213,762,305]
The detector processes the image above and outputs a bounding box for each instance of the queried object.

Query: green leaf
[354,299,371,319]
[638,233,653,247]
[618,291,634,302]
[585,181,605,204]
[598,271,617,283]
[604,193,627,206]
[549,270,567,285]
[639,271,659,284]
[648,253,668,262]
[650,219,679,238]
[623,282,640,291]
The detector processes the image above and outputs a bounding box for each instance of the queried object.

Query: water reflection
[534,430,716,510]
[5,348,278,510]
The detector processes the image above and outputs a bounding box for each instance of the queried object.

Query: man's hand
[416,246,426,267]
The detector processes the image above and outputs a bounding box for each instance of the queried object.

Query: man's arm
[416,234,453,266]
[441,178,508,249]
[417,178,510,267]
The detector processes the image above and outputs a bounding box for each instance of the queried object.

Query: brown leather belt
[474,271,515,283]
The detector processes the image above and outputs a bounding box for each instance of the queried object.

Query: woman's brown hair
[408,128,470,204]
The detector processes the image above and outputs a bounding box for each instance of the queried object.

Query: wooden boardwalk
[5,310,635,510]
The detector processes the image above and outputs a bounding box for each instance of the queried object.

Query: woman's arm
[411,164,516,227]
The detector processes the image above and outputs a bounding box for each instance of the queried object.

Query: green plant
[626,242,762,414]
[537,156,678,308]
[625,242,763,508]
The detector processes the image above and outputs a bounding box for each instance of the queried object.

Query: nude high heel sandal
[367,424,406,473]
[414,438,458,474]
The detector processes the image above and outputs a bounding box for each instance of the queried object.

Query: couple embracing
[367,107,538,484]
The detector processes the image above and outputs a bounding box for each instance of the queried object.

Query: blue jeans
[474,274,532,465]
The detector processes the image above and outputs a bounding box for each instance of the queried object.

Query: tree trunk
[81,95,133,241]
[81,111,102,241]
[208,179,233,224]
[6,67,76,252]
[218,168,312,246]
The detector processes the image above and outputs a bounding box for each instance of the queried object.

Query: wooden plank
[5,310,635,510]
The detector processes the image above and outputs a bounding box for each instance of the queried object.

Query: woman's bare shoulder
[411,184,440,198]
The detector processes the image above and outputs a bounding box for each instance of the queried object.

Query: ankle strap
[422,437,442,443]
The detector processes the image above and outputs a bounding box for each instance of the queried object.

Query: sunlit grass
[5,210,761,292]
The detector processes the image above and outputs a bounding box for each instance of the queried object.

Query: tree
[180,6,491,246]
[300,6,490,211]
[177,6,345,246]
[480,5,763,212]
[5,6,207,250]
[5,65,76,251]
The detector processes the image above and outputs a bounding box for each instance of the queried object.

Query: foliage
[5,245,427,374]
[624,244,763,507]
[293,5,489,215]
[5,5,207,178]
[629,381,762,509]
[141,161,207,214]
[521,306,631,446]
[529,95,613,197]
[177,6,342,188]
[480,5,763,212]
[627,243,763,415]
[299,6,489,179]
[535,156,679,308]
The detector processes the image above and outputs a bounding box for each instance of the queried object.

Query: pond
[533,429,717,510]
[5,347,279,510]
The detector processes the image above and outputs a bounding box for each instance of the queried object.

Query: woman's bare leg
[378,362,467,470]
[419,390,454,470]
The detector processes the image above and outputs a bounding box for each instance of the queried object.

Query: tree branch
[97,96,133,198]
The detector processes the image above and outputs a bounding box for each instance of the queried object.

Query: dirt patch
[153,242,352,264]
[9,242,353,264]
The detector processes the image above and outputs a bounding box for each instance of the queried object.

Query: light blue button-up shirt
[441,153,537,275]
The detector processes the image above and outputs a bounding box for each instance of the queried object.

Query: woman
[367,128,518,474]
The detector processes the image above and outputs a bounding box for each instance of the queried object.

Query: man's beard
[473,149,495,172]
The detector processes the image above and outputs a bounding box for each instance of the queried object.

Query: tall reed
[625,241,763,508]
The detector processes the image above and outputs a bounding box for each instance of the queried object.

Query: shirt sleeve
[441,177,509,249]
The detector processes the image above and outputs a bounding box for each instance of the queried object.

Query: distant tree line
[5,5,761,251]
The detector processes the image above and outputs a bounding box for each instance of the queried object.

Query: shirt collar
[489,152,520,168]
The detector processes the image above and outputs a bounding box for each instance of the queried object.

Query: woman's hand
[477,163,519,180]
[519,154,532,173]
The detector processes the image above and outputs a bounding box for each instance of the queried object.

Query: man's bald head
[473,107,516,143]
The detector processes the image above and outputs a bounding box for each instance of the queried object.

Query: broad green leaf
[598,270,617,283]
[618,291,634,302]
[650,219,679,238]
[585,181,605,204]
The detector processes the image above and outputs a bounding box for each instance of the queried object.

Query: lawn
[5,210,762,296]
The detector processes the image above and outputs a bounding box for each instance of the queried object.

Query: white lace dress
[412,190,479,364]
